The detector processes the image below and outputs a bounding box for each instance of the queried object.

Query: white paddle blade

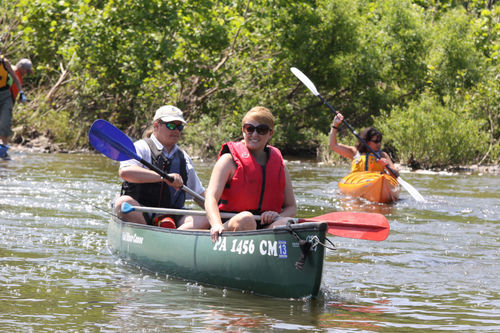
[397,177,426,202]
[290,67,319,96]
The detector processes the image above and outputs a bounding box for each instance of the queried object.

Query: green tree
[375,91,488,168]
[4,0,499,167]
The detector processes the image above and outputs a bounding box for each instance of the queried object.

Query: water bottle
[19,91,26,103]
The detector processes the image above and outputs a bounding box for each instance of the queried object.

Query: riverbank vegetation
[3,0,499,169]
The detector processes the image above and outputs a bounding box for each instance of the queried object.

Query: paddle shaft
[121,203,389,241]
[318,95,399,178]
[290,67,396,175]
[137,157,204,202]
[321,96,425,201]
[319,95,428,201]
[122,203,260,220]
[291,67,425,202]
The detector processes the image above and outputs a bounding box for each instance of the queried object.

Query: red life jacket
[218,141,285,214]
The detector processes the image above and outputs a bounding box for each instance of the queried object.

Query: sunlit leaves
[4,0,499,163]
[375,92,488,167]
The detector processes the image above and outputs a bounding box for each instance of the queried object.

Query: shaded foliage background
[1,0,498,168]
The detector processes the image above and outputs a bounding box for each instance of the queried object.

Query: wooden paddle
[121,202,390,241]
[88,119,205,202]
[291,67,426,202]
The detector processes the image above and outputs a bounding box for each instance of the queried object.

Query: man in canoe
[114,105,209,229]
[329,113,399,178]
[204,106,297,242]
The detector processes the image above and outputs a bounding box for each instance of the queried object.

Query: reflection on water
[1,152,500,331]
[337,196,396,216]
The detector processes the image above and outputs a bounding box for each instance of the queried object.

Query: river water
[1,151,499,332]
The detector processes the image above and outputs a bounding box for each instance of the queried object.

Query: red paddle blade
[298,212,390,241]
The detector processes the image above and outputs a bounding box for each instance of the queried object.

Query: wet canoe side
[338,171,401,203]
[107,217,328,299]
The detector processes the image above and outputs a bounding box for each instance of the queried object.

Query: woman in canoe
[205,106,297,242]
[329,113,399,178]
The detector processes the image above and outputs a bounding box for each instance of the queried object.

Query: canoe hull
[108,217,327,298]
[338,171,401,203]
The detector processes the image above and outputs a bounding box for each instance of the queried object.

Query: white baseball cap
[16,58,33,74]
[153,105,187,125]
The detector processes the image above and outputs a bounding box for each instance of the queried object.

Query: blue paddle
[88,119,205,202]
[291,67,425,202]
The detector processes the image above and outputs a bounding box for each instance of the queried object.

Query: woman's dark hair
[356,127,382,153]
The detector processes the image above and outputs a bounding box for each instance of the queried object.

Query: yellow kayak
[338,171,401,203]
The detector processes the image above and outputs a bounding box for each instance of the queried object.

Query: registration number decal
[213,238,288,258]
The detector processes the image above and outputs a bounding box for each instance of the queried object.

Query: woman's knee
[230,211,256,231]
[178,215,210,230]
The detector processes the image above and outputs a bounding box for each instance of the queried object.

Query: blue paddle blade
[88,119,139,161]
[121,202,135,213]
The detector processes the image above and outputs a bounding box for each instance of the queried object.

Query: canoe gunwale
[111,217,327,236]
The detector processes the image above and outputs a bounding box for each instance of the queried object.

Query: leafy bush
[426,8,486,97]
[14,98,79,146]
[3,0,498,169]
[460,77,500,164]
[182,114,241,159]
[375,92,488,168]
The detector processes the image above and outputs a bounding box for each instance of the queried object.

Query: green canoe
[107,217,329,299]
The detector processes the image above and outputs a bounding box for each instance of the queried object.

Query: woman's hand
[260,211,280,224]
[210,224,225,242]
[378,158,389,168]
[332,113,344,127]
[380,152,399,178]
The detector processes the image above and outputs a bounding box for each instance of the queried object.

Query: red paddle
[296,211,390,241]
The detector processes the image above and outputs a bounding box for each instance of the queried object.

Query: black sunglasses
[242,123,271,135]
[370,139,382,144]
[161,122,184,131]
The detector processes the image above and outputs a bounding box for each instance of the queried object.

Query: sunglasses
[370,139,382,144]
[161,122,184,131]
[242,123,271,135]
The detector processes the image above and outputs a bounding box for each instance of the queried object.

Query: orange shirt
[9,70,23,102]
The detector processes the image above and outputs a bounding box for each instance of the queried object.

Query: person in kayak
[205,106,297,242]
[329,113,399,178]
[114,105,209,229]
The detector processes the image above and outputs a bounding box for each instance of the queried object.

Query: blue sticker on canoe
[278,240,287,259]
